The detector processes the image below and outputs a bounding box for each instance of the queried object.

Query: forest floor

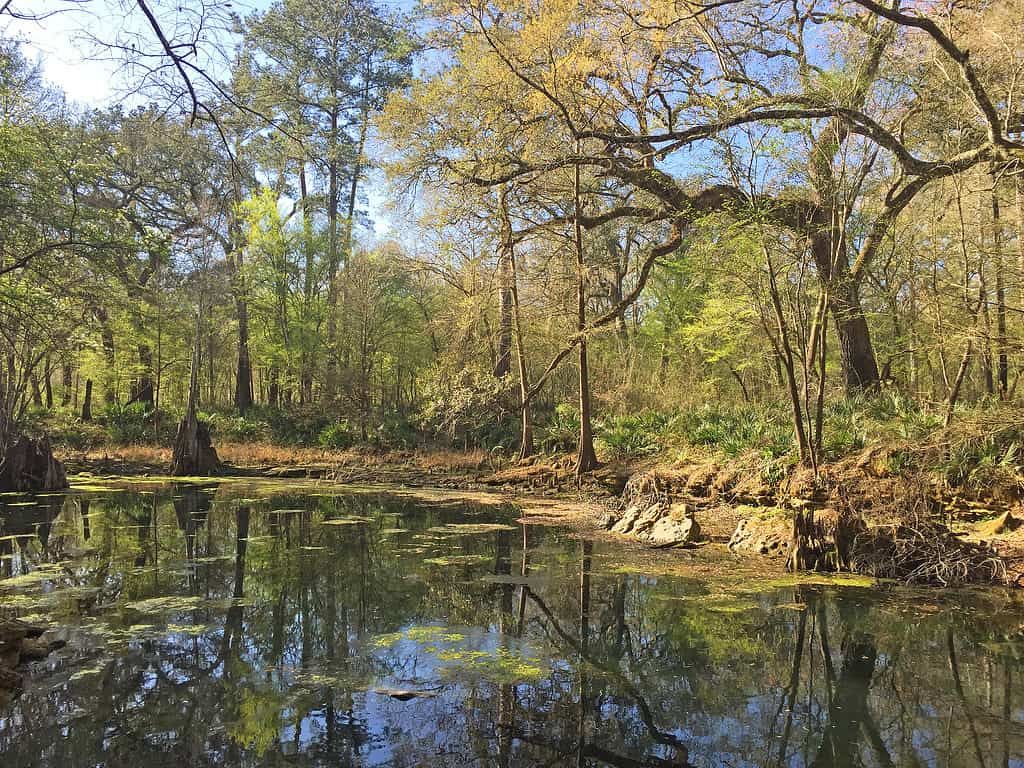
[59,440,1024,584]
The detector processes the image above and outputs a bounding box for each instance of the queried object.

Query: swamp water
[0,477,1022,767]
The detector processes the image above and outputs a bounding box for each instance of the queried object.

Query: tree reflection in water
[0,481,1021,767]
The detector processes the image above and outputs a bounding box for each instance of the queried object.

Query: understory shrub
[101,402,175,445]
[202,411,270,443]
[318,420,357,449]
[678,404,793,458]
[538,404,580,454]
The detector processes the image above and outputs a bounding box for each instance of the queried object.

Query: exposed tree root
[849,521,1008,586]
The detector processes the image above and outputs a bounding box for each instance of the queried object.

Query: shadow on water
[0,480,1022,767]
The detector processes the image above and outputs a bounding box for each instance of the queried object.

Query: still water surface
[0,478,1022,767]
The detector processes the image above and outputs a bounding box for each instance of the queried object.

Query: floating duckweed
[422,554,491,567]
[427,523,517,535]
[320,516,372,526]
[124,595,206,613]
[704,598,759,614]
[749,573,877,591]
[167,623,210,636]
[435,647,545,683]
[371,625,448,648]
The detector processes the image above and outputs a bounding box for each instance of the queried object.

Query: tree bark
[226,206,254,413]
[992,167,1007,397]
[324,107,342,404]
[811,232,880,392]
[130,344,155,407]
[61,362,72,408]
[81,379,93,421]
[171,314,221,476]
[573,149,598,475]
[95,306,117,404]
[299,162,315,404]
[494,243,513,379]
[510,238,533,457]
[0,435,68,492]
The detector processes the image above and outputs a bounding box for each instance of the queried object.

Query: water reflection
[0,481,1021,767]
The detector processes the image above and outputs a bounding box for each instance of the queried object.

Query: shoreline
[56,442,1024,586]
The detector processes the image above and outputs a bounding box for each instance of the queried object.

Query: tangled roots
[849,521,1007,586]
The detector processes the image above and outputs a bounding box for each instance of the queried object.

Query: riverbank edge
[58,442,1024,583]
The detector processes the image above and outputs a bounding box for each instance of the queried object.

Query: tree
[236,0,414,404]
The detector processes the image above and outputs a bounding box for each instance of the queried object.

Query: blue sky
[1,0,426,240]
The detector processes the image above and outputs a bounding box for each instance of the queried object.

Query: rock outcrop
[728,512,792,556]
[604,472,702,548]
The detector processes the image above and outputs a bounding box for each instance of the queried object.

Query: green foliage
[679,404,794,459]
[419,365,514,449]
[318,420,357,449]
[203,412,270,443]
[34,412,106,451]
[936,432,1023,487]
[597,411,676,459]
[262,407,332,445]
[370,415,418,449]
[101,403,174,445]
[538,404,580,454]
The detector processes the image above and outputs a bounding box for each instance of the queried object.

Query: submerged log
[0,435,69,492]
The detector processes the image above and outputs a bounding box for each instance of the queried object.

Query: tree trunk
[268,367,280,408]
[30,377,42,408]
[765,242,812,466]
[131,344,155,407]
[94,306,117,404]
[171,314,221,477]
[573,149,598,476]
[61,362,72,408]
[510,242,533,458]
[43,356,52,409]
[226,143,254,414]
[299,163,315,404]
[494,242,513,379]
[324,108,342,404]
[829,277,880,393]
[81,379,93,421]
[992,166,1007,397]
[0,435,68,492]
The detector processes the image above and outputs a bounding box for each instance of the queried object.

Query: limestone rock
[643,515,701,548]
[631,504,666,536]
[611,505,644,534]
[728,513,792,556]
